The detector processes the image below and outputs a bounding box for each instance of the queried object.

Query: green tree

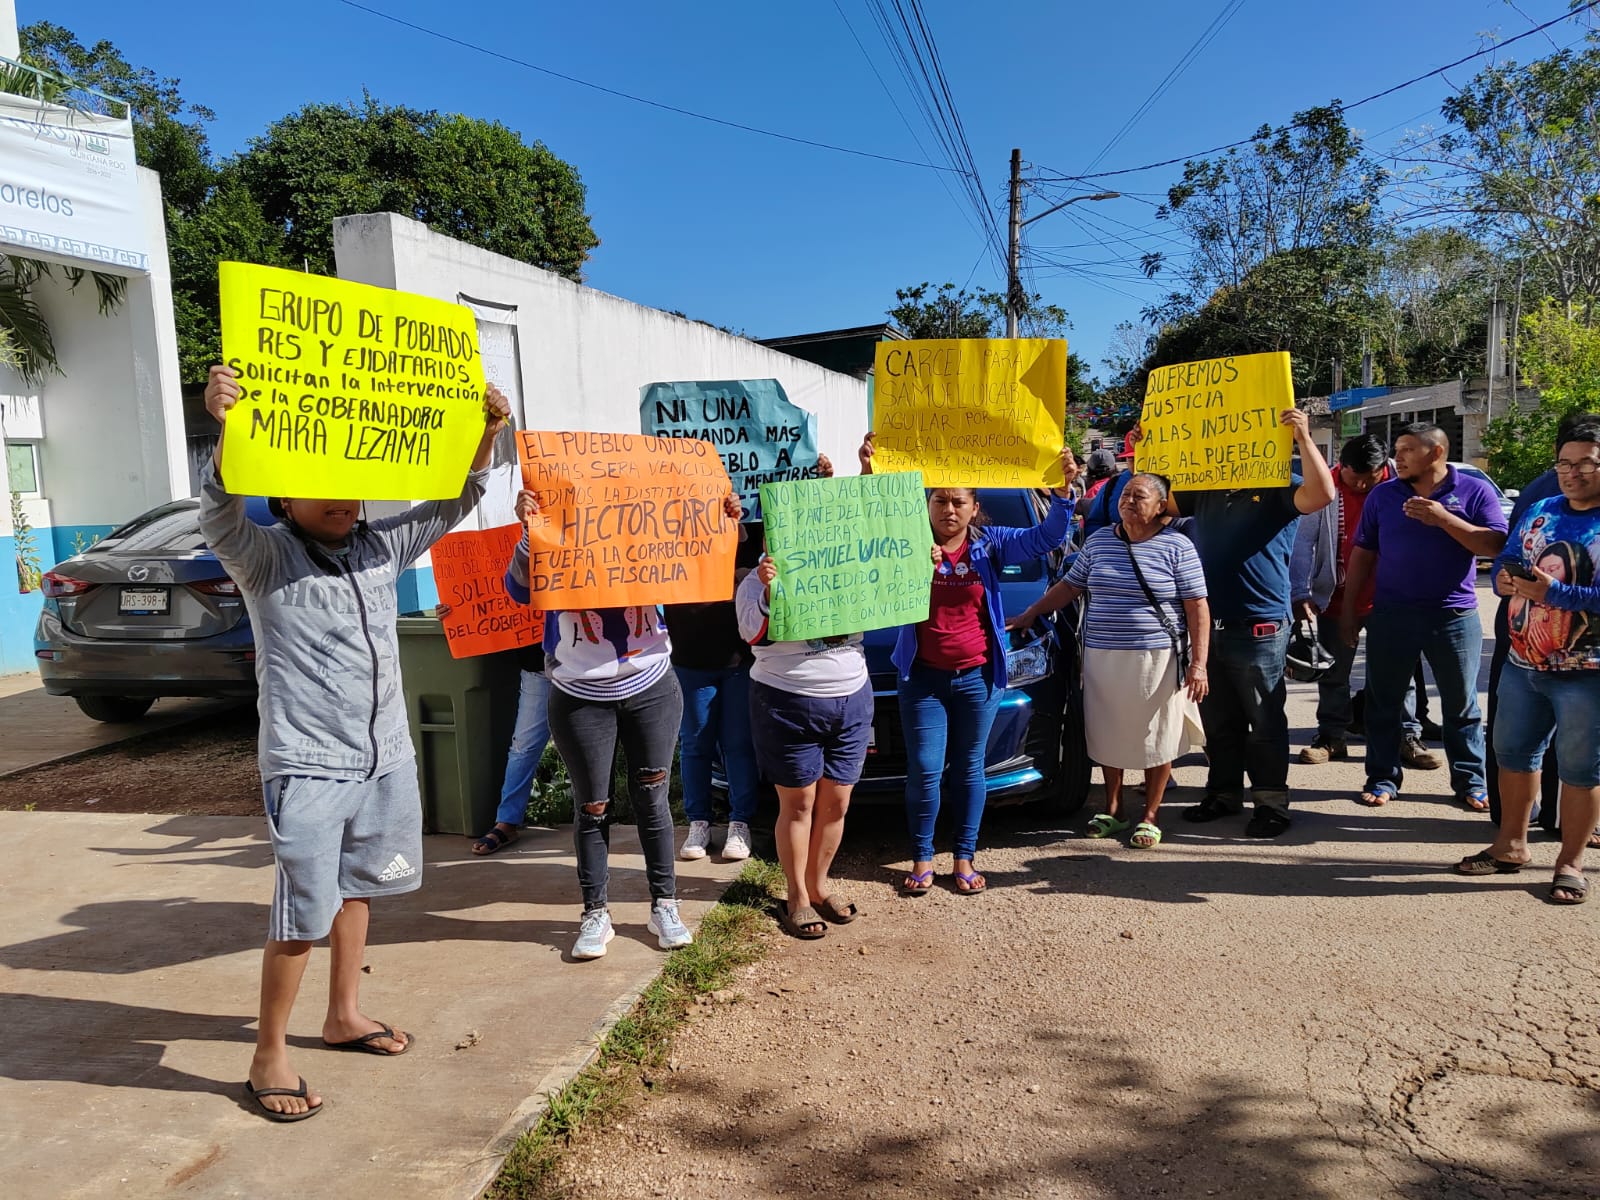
[1368,227,1500,384]
[1139,105,1389,395]
[1481,298,1600,488]
[1424,37,1600,306]
[233,97,600,281]
[19,21,215,215]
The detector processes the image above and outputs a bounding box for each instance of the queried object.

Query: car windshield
[1456,464,1505,497]
[974,489,1046,581]
[94,501,208,553]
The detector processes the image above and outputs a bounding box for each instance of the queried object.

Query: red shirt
[917,543,989,670]
[1327,466,1392,618]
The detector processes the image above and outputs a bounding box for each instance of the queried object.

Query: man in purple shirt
[1342,422,1508,809]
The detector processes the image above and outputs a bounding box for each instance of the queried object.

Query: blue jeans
[1315,613,1419,740]
[495,669,552,827]
[675,665,760,824]
[1365,607,1485,797]
[900,662,1001,861]
[1200,624,1291,812]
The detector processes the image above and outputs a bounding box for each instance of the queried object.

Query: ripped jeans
[547,671,684,912]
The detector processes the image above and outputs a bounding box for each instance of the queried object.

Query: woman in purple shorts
[736,555,872,939]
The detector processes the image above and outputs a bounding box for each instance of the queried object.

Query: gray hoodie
[198,459,488,782]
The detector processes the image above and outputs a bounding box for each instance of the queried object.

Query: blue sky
[29,0,1594,378]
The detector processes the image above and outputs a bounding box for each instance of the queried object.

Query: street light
[1005,148,1120,337]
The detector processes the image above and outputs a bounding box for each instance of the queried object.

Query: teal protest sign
[640,378,819,521]
[760,472,931,641]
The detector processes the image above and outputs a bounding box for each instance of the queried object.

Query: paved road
[0,816,742,1199]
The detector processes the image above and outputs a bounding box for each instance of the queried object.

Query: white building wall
[0,164,184,673]
[332,213,870,607]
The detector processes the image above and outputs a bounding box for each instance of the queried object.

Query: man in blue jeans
[1342,422,1507,810]
[1159,407,1336,838]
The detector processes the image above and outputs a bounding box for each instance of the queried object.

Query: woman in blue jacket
[860,435,1080,894]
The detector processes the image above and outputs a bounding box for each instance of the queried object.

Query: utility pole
[1005,147,1119,339]
[1006,148,1023,338]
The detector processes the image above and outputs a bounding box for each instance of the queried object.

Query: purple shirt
[1353,465,1508,610]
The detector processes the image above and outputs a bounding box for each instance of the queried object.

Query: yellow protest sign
[870,338,1067,487]
[1134,351,1294,491]
[218,262,486,500]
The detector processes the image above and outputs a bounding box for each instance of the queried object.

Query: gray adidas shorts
[261,768,424,942]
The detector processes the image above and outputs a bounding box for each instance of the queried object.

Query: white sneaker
[721,821,752,861]
[571,908,614,960]
[647,899,693,950]
[679,820,712,860]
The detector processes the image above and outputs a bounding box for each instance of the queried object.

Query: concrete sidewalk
[0,814,743,1199]
[0,670,243,778]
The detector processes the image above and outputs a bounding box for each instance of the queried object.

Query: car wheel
[74,695,156,723]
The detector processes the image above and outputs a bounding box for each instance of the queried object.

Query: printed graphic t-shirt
[917,542,989,671]
[1504,495,1600,671]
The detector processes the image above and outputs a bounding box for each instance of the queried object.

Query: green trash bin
[396,613,523,835]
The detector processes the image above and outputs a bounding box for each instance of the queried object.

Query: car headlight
[1007,638,1051,687]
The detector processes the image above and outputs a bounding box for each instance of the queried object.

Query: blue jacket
[891,493,1075,689]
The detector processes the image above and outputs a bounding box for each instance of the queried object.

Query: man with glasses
[1486,411,1600,855]
[1460,424,1600,904]
[1342,423,1507,811]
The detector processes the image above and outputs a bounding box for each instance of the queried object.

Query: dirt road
[548,732,1600,1199]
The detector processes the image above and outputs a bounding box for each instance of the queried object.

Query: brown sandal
[777,904,827,939]
[814,895,861,924]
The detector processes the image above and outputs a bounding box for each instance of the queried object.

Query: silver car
[33,498,274,721]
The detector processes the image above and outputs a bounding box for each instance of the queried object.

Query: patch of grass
[485,859,781,1200]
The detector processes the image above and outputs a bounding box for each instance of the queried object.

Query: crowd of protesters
[199,362,1595,1124]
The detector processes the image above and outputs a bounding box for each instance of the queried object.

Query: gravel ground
[0,703,260,815]
[545,693,1600,1200]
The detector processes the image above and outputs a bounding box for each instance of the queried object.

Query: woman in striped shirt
[1010,473,1210,848]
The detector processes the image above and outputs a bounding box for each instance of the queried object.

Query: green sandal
[1130,821,1163,849]
[1086,813,1132,839]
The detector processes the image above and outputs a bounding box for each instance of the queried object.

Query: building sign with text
[0,93,148,272]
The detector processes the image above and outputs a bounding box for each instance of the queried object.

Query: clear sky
[26,1,1594,378]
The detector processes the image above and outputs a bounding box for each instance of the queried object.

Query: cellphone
[1504,563,1536,581]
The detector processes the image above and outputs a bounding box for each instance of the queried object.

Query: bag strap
[1118,526,1187,686]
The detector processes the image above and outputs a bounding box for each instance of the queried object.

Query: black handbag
[1118,527,1190,689]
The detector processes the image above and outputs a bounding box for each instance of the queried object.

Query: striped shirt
[1066,526,1207,651]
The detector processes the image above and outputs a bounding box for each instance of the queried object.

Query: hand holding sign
[1134,352,1294,490]
[870,339,1068,488]
[517,430,738,609]
[217,262,491,501]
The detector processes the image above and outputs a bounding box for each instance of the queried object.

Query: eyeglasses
[1554,460,1600,477]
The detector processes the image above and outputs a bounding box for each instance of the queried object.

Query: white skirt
[1082,646,1205,770]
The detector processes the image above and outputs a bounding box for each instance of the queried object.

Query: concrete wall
[333,213,870,608]
[0,166,184,674]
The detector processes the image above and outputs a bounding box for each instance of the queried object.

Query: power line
[1032,1,1598,183]
[333,0,966,174]
[1073,0,1248,179]
[829,0,995,264]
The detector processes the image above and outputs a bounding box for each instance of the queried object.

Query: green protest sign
[760,472,931,641]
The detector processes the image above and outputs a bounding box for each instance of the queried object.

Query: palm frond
[61,266,129,315]
[0,277,59,383]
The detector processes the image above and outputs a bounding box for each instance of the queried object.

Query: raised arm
[368,384,512,567]
[197,365,279,592]
[1285,409,1335,515]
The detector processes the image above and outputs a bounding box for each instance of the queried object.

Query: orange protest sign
[516,430,738,609]
[431,525,544,659]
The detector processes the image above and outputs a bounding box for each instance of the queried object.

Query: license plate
[119,588,169,614]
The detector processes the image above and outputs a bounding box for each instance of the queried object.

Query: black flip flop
[322,1024,411,1055]
[471,826,517,856]
[1455,850,1525,876]
[244,1077,322,1123]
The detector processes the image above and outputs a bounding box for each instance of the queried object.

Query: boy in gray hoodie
[200,363,510,1121]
